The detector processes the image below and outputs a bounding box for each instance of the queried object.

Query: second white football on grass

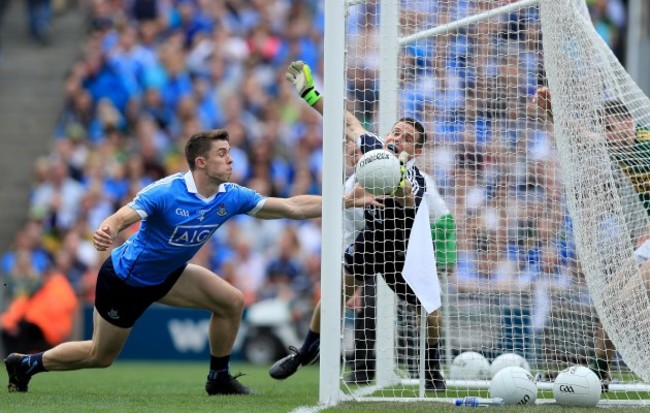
[449,351,491,380]
[490,353,531,378]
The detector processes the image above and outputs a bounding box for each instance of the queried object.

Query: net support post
[376,0,400,387]
[320,0,347,405]
[379,0,399,137]
[376,275,401,386]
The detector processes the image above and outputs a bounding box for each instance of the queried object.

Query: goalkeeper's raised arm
[285,60,367,143]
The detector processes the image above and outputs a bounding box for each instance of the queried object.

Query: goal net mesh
[339,0,650,403]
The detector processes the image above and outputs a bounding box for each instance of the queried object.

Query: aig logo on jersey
[169,225,220,246]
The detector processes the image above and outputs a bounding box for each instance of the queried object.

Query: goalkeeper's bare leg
[423,309,446,391]
[269,270,447,392]
[269,272,359,380]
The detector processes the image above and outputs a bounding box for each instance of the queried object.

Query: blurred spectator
[1,225,50,280]
[30,156,85,233]
[1,264,78,357]
[260,226,309,301]
[228,234,268,306]
[587,0,627,60]
[26,0,53,45]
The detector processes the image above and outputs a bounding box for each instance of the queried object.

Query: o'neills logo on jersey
[169,225,220,246]
[357,151,391,168]
[217,204,227,216]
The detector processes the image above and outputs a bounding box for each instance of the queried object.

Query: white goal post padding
[320,0,650,406]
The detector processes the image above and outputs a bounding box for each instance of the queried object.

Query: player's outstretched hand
[534,87,552,114]
[93,225,114,251]
[286,60,315,96]
[344,184,385,208]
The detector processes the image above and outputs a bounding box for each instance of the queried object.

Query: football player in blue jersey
[4,129,370,396]
[269,61,451,392]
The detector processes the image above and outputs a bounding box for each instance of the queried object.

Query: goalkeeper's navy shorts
[95,257,186,328]
[344,242,419,308]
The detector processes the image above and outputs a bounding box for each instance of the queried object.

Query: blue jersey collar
[184,171,227,200]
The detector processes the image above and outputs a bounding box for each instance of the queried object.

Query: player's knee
[213,288,244,319]
[90,353,116,368]
[231,289,245,314]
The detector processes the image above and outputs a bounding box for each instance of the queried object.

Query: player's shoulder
[358,132,384,153]
[139,173,185,194]
[221,182,263,200]
[221,182,250,193]
[635,125,650,142]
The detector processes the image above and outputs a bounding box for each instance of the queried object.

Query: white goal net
[320,0,650,407]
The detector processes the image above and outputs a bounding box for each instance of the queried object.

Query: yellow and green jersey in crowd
[612,126,650,215]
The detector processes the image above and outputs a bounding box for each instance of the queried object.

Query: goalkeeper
[269,61,456,392]
[345,171,457,384]
[535,86,650,392]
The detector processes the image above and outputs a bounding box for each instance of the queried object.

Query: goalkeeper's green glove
[391,151,409,195]
[285,60,321,106]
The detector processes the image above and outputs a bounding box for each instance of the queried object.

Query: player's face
[604,114,636,150]
[384,121,421,158]
[201,140,233,182]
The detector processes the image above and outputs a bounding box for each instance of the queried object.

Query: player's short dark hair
[185,129,230,170]
[396,117,427,147]
[602,98,632,119]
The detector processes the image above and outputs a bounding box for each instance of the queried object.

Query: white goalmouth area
[320,0,650,408]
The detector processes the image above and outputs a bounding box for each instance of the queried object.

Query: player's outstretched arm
[254,191,383,220]
[286,60,366,143]
[93,205,141,251]
[254,195,322,220]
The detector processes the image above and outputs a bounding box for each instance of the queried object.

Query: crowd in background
[0,0,629,357]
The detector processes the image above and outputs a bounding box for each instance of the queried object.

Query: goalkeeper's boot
[588,357,611,393]
[5,353,32,393]
[425,368,447,392]
[269,345,320,380]
[205,373,257,395]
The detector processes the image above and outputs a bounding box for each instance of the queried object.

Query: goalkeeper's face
[385,121,422,158]
[604,113,636,150]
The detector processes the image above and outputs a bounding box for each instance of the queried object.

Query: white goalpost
[320,0,650,407]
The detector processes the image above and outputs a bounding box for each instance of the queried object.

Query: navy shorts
[344,241,420,307]
[95,257,186,328]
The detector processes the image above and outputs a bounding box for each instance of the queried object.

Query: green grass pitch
[1,361,643,412]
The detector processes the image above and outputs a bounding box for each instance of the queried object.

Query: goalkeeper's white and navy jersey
[356,133,426,254]
[423,172,450,221]
[111,171,265,287]
[343,173,365,251]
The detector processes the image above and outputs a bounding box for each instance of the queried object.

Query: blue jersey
[111,171,265,286]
